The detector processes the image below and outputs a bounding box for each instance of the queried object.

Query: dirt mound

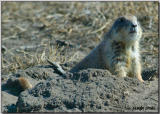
[2,66,158,112]
[1,2,158,113]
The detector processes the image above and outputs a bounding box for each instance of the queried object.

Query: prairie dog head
[109,15,142,44]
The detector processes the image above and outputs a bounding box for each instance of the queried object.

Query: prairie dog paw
[116,71,127,77]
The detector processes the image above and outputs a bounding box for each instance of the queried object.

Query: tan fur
[18,77,32,90]
[70,15,144,82]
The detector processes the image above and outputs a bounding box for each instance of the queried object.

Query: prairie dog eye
[119,17,125,22]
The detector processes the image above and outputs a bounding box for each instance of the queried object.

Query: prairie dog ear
[118,17,126,23]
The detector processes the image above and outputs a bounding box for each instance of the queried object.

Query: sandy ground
[1,1,159,113]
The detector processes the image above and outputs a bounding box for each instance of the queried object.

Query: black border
[1,1,159,114]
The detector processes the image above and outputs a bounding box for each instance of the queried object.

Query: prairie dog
[5,77,32,92]
[18,77,32,90]
[70,15,144,82]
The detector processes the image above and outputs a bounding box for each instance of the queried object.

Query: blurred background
[2,2,159,75]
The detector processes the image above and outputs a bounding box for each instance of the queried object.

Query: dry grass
[2,1,159,75]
